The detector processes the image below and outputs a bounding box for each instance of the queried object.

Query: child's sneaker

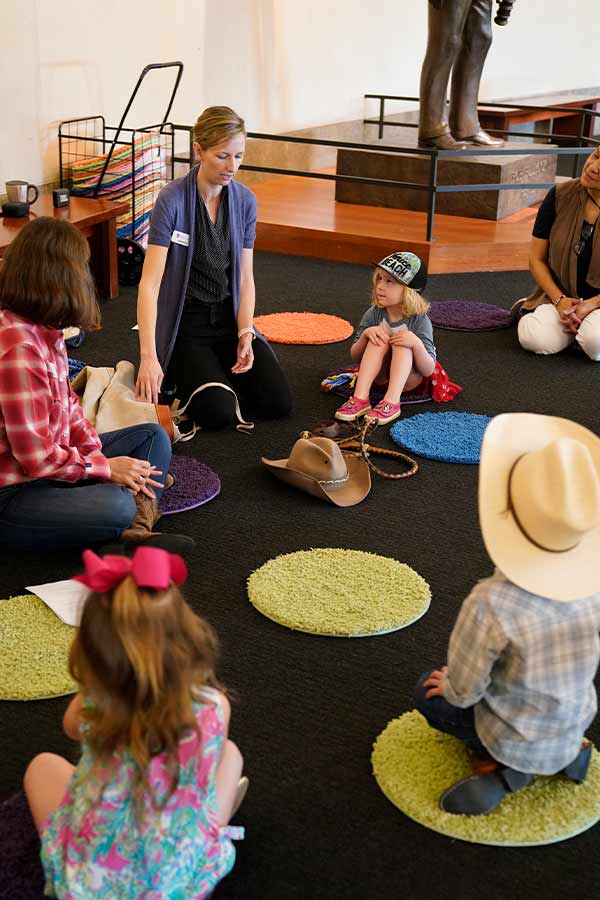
[335,396,372,421]
[367,400,401,425]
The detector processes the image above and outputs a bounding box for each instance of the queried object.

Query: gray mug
[6,180,39,205]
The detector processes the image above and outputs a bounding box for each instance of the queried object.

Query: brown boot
[121,493,162,542]
[106,493,194,557]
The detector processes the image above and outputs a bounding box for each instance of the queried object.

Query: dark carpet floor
[2,252,599,900]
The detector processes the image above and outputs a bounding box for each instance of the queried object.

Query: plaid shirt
[443,570,600,774]
[0,310,110,486]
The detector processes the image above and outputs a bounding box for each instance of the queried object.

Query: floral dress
[41,690,243,899]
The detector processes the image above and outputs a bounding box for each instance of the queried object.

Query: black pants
[168,336,292,429]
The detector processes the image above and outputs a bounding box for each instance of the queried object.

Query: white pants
[518,303,600,361]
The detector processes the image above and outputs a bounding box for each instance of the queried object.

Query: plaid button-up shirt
[0,310,110,486]
[443,570,600,774]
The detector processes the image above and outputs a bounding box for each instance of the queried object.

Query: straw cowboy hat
[479,413,600,601]
[262,436,371,507]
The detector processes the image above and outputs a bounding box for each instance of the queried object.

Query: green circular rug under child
[372,710,600,845]
[247,548,431,637]
[0,595,77,701]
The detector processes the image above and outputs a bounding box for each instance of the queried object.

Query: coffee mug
[6,180,39,205]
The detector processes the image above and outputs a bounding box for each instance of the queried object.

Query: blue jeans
[0,424,171,552]
[413,670,488,756]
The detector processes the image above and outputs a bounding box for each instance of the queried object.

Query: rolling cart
[59,61,184,286]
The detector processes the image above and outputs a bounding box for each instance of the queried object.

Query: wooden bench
[478,89,600,141]
[0,194,130,300]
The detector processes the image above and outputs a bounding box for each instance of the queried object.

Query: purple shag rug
[429,301,513,332]
[321,364,432,405]
[159,455,221,516]
[0,793,45,900]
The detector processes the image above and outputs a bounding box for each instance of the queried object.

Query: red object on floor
[421,362,463,402]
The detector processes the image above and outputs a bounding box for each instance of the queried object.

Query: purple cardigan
[148,166,259,371]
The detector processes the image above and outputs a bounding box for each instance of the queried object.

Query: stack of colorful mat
[70,132,167,246]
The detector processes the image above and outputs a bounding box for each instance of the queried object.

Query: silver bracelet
[238,326,256,340]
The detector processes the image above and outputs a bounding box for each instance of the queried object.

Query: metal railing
[171,99,599,242]
[364,92,600,173]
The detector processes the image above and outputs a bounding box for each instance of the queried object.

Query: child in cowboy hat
[414,412,600,815]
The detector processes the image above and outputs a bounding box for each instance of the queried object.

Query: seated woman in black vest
[517,147,600,360]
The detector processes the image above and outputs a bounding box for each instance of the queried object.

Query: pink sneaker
[335,395,372,421]
[367,400,401,425]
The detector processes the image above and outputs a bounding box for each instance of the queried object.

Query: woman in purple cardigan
[135,106,291,429]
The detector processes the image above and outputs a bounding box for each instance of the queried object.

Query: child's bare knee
[391,343,412,356]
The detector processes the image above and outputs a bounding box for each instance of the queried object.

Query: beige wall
[1,0,599,189]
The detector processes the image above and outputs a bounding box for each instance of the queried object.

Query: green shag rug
[247,549,431,637]
[372,710,600,846]
[0,595,77,701]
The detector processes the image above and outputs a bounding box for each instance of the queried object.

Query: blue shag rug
[390,412,492,464]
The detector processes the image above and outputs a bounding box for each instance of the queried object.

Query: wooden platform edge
[255,223,431,268]
[255,222,530,274]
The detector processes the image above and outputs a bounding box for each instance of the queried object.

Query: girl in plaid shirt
[0,217,191,555]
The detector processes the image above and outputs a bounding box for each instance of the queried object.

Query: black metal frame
[171,116,597,242]
[58,62,183,244]
[364,93,600,175]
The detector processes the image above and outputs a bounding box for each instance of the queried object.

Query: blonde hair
[371,270,430,316]
[193,106,246,150]
[69,576,220,814]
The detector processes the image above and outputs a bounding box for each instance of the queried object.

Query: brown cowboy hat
[262,436,371,507]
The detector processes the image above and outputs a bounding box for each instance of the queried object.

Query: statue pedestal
[335,145,557,220]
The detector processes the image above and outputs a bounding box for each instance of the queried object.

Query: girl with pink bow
[24,546,248,899]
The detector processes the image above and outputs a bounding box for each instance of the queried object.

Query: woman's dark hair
[0,217,101,330]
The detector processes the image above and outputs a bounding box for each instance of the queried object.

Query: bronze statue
[419,0,515,150]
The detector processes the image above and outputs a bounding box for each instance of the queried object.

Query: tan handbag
[71,361,178,442]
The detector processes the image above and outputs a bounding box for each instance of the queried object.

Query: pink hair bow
[73,547,187,593]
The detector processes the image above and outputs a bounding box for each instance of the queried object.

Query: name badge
[171,230,190,247]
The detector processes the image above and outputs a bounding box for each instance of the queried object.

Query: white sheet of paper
[26,579,91,627]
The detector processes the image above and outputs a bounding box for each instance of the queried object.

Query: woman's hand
[231,334,254,374]
[556,296,579,316]
[108,456,164,497]
[568,297,599,324]
[364,326,389,347]
[135,356,164,405]
[556,297,582,334]
[423,666,448,699]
